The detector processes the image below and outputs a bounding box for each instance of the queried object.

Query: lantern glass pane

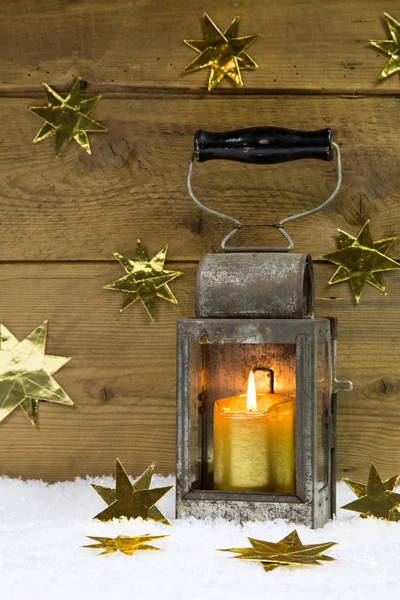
[189,341,296,494]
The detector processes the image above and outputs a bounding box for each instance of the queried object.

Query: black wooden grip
[194,127,334,164]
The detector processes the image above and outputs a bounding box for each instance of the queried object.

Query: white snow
[0,474,399,600]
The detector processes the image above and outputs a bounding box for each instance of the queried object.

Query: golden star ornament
[323,220,400,303]
[105,240,182,321]
[371,13,400,81]
[342,462,400,521]
[28,78,107,156]
[221,530,336,572]
[92,459,173,525]
[184,13,258,91]
[0,321,73,426]
[83,533,168,556]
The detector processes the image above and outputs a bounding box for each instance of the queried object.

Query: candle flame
[246,370,257,411]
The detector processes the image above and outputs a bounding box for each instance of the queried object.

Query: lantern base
[176,492,324,527]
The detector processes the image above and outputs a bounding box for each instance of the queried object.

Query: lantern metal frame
[177,317,337,526]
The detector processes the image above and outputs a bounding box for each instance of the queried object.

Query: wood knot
[189,214,203,235]
[102,138,132,169]
[377,379,395,396]
[341,465,357,473]
[362,378,400,401]
[99,387,115,402]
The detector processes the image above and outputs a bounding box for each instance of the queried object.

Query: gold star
[341,462,400,521]
[371,13,400,81]
[28,78,107,156]
[221,530,336,572]
[105,240,182,321]
[323,220,400,303]
[0,321,73,426]
[184,13,258,91]
[83,533,168,556]
[92,459,173,525]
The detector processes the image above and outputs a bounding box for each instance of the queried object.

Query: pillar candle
[213,372,294,493]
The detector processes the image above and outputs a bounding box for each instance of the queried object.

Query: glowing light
[246,370,257,411]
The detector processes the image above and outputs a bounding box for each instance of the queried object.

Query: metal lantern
[176,127,352,528]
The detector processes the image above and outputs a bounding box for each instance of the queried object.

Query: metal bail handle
[195,127,334,164]
[187,126,342,253]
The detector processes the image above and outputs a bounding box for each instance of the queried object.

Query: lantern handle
[186,142,342,253]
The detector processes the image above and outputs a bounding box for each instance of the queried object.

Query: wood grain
[0,261,399,483]
[1,95,400,262]
[0,0,399,94]
[1,0,399,490]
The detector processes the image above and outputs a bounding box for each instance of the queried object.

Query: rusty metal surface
[176,497,313,525]
[196,253,314,319]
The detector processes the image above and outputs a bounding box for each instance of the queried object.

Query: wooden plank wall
[0,0,399,483]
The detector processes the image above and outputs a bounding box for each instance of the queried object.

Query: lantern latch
[333,378,353,394]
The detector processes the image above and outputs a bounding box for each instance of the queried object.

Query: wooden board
[0,261,399,483]
[1,0,399,488]
[1,95,400,261]
[1,0,400,94]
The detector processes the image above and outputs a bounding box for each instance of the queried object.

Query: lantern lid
[196,252,314,319]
